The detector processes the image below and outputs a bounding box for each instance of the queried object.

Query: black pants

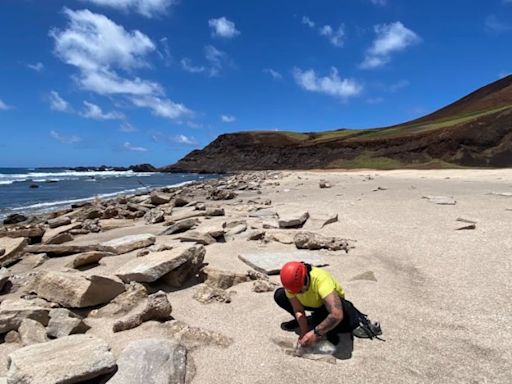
[274,288,356,344]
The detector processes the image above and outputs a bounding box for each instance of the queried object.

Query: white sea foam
[0,170,154,185]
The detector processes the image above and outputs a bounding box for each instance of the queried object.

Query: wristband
[313,327,322,337]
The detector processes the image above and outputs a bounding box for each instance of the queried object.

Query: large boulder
[159,248,205,288]
[116,245,205,283]
[47,216,72,229]
[201,267,251,289]
[113,291,172,333]
[31,271,125,308]
[18,318,48,346]
[6,334,116,384]
[3,214,27,225]
[100,234,156,255]
[47,308,89,338]
[107,339,189,384]
[0,226,45,241]
[0,299,50,334]
[0,237,27,267]
[151,192,172,205]
[144,209,165,224]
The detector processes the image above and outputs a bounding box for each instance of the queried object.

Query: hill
[162,75,512,172]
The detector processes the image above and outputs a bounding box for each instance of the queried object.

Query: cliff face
[162,76,512,172]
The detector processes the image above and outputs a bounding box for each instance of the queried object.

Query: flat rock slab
[116,245,204,283]
[65,251,115,269]
[422,195,456,205]
[24,244,114,257]
[31,271,125,308]
[0,267,10,291]
[238,251,325,275]
[99,219,135,231]
[0,237,28,266]
[0,299,50,334]
[100,233,156,255]
[7,334,116,384]
[108,339,188,384]
[42,222,81,244]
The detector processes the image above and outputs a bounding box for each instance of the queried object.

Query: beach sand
[1,169,512,383]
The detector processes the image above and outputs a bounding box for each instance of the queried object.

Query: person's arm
[299,291,343,346]
[289,297,308,337]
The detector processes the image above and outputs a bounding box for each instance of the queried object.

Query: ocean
[0,168,215,220]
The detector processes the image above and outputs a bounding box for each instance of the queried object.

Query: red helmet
[280,261,307,293]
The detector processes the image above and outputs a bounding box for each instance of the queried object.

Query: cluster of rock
[0,171,353,382]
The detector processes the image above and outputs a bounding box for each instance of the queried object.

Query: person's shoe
[352,321,382,339]
[280,319,299,332]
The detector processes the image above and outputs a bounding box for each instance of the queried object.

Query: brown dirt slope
[162,76,512,172]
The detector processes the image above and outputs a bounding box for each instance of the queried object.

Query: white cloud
[131,96,192,119]
[157,37,172,66]
[173,134,197,145]
[51,8,191,120]
[301,16,345,47]
[123,141,147,151]
[319,24,345,47]
[0,99,13,111]
[302,16,315,28]
[204,45,226,76]
[181,58,205,73]
[49,91,71,112]
[81,101,124,120]
[485,15,512,33]
[120,122,137,132]
[27,62,44,72]
[208,17,240,38]
[361,22,420,69]
[82,0,174,18]
[50,130,81,144]
[263,68,282,80]
[293,67,362,98]
[221,114,236,123]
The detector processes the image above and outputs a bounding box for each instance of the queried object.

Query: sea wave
[0,170,154,185]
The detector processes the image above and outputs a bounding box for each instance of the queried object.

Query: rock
[18,318,48,346]
[456,224,476,230]
[82,219,101,233]
[193,285,232,304]
[151,192,172,205]
[372,186,387,192]
[205,207,225,216]
[208,189,237,200]
[47,308,89,338]
[5,330,21,343]
[24,244,114,257]
[3,214,27,225]
[174,195,190,207]
[116,245,205,283]
[195,202,206,211]
[137,249,150,257]
[0,267,10,292]
[321,214,338,228]
[144,208,165,224]
[177,231,216,245]
[107,339,189,384]
[45,232,74,245]
[6,334,116,384]
[248,209,279,219]
[100,233,156,255]
[202,267,250,289]
[319,180,332,189]
[159,218,199,235]
[12,254,47,272]
[198,222,225,239]
[350,271,377,282]
[65,251,114,269]
[456,217,477,224]
[238,250,325,275]
[42,222,82,244]
[0,226,45,241]
[113,291,172,332]
[278,211,309,228]
[0,237,28,267]
[83,208,103,220]
[422,195,457,205]
[245,229,266,241]
[101,206,119,219]
[0,299,50,334]
[265,231,295,244]
[31,271,125,308]
[47,216,71,228]
[89,282,147,318]
[223,221,247,237]
[294,232,351,252]
[253,279,278,293]
[160,248,205,288]
[99,219,134,231]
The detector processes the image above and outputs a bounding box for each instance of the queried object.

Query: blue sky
[0,0,511,167]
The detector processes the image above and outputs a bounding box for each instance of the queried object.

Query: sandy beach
[1,169,511,384]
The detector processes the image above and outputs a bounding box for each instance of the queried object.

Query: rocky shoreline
[0,171,351,383]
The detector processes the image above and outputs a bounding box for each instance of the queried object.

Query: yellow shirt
[285,267,345,308]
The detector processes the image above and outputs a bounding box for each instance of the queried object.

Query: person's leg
[274,288,295,317]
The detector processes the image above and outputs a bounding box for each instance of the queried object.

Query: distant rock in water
[162,75,512,172]
[68,163,157,172]
[129,163,157,172]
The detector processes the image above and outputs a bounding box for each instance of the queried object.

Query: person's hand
[298,330,319,347]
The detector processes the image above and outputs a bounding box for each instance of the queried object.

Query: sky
[0,0,511,168]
